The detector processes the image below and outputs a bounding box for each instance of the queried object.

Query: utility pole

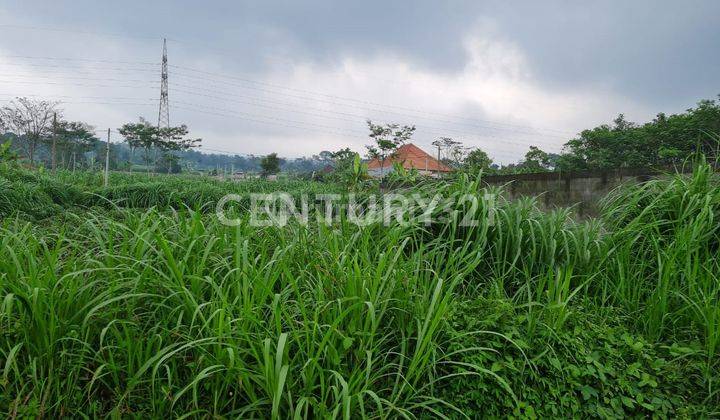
[51,113,57,171]
[432,138,452,176]
[436,144,441,175]
[104,128,111,187]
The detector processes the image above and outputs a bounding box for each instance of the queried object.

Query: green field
[1,161,719,418]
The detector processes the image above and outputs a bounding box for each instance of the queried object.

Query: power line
[0,24,579,138]
[172,103,367,139]
[0,29,570,160]
[169,79,567,149]
[1,87,542,157]
[0,24,161,41]
[0,99,156,106]
[169,64,576,136]
[170,73,569,141]
[171,103,527,161]
[0,74,157,84]
[200,147,258,157]
[2,52,575,138]
[170,94,563,152]
[0,69,158,80]
[0,93,156,101]
[0,54,158,66]
[0,62,157,72]
[0,79,157,89]
[169,80,572,149]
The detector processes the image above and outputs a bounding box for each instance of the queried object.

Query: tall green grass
[0,209,504,417]
[0,166,344,218]
[1,160,718,416]
[599,158,720,358]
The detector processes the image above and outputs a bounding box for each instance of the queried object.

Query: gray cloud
[0,0,717,161]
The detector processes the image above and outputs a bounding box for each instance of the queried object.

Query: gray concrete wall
[481,168,671,217]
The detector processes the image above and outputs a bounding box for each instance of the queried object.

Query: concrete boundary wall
[480,167,695,217]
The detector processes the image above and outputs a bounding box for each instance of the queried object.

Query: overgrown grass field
[0,161,718,418]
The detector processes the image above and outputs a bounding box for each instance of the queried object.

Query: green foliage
[118,118,201,172]
[0,164,84,219]
[0,204,487,417]
[0,141,17,163]
[598,158,720,353]
[522,146,551,171]
[432,137,465,168]
[344,152,371,190]
[322,149,372,190]
[386,161,420,184]
[1,158,719,417]
[57,120,99,155]
[0,97,60,164]
[330,147,356,163]
[0,165,342,218]
[463,147,493,173]
[260,152,282,176]
[442,298,712,418]
[156,152,182,174]
[559,98,720,171]
[365,119,416,173]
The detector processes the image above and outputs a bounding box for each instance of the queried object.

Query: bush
[0,165,84,219]
[440,298,713,418]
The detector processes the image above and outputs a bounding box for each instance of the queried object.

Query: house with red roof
[366,143,453,178]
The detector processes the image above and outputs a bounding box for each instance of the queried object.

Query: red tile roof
[366,143,453,172]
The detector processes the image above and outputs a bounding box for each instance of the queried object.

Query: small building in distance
[366,143,453,178]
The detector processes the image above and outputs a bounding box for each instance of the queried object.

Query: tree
[260,153,282,177]
[365,120,415,176]
[57,121,99,170]
[0,97,60,165]
[328,147,356,172]
[317,150,334,162]
[118,119,201,173]
[155,124,202,173]
[556,97,720,171]
[331,147,356,163]
[463,147,493,172]
[522,146,551,171]
[118,118,158,171]
[432,137,464,167]
[157,153,181,174]
[446,145,469,167]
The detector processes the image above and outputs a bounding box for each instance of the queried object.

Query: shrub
[440,298,713,418]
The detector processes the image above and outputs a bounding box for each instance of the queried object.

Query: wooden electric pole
[51,113,57,172]
[104,128,110,187]
[437,145,441,175]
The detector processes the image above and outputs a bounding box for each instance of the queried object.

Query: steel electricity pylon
[157,38,170,129]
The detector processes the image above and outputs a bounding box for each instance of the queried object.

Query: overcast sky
[1,0,718,163]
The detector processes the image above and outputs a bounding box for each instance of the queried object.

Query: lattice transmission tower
[157,38,170,129]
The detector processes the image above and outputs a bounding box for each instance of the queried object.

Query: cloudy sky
[1,0,718,163]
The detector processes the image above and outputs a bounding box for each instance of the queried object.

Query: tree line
[355,96,720,176]
[3,95,718,176]
[556,97,720,171]
[0,98,98,170]
[0,97,202,173]
[0,97,342,175]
